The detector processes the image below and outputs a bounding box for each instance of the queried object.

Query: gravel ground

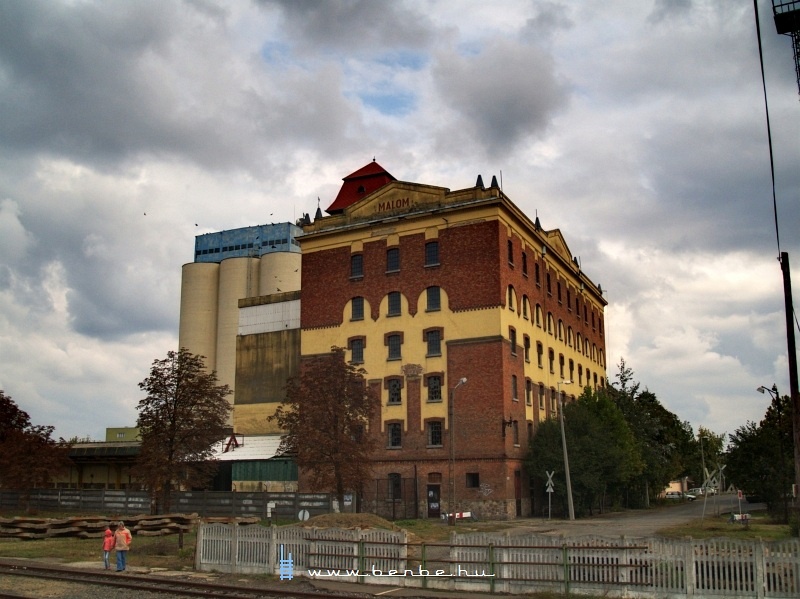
[0,574,184,599]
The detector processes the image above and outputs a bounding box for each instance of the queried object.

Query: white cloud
[0,0,797,442]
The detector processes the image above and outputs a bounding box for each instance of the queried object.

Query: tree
[131,349,232,513]
[528,386,642,516]
[269,347,379,508]
[609,360,695,506]
[727,393,793,522]
[0,390,71,501]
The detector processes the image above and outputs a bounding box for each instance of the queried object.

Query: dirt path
[470,493,754,539]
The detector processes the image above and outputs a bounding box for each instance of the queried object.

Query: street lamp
[448,377,468,526]
[557,379,575,521]
[757,384,789,522]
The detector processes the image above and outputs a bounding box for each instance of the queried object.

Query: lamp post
[448,377,468,526]
[557,379,575,520]
[757,384,789,522]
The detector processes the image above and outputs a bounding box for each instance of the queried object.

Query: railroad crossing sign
[546,471,555,520]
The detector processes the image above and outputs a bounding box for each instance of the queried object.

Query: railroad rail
[0,558,372,599]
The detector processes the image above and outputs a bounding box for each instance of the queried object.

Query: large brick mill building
[178,161,607,518]
[298,162,608,519]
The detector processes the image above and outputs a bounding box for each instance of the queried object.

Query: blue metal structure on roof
[194,222,303,263]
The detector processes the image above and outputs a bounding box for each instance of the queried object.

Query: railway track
[0,558,374,599]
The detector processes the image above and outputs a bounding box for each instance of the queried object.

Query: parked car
[665,491,695,501]
[688,487,704,497]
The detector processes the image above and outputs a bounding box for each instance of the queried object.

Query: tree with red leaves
[269,347,379,508]
[0,390,71,503]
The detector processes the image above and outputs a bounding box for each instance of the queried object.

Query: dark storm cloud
[262,0,434,53]
[432,40,567,156]
[0,0,363,176]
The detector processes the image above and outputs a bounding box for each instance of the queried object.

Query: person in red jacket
[114,521,132,572]
[101,526,115,570]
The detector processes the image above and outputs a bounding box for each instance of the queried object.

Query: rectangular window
[388,424,402,448]
[388,473,402,499]
[539,384,545,409]
[522,252,528,276]
[388,379,402,404]
[388,334,402,360]
[350,254,363,278]
[537,343,543,368]
[351,297,364,320]
[524,336,531,362]
[549,349,555,373]
[425,241,439,266]
[427,421,443,447]
[426,330,441,356]
[513,420,519,445]
[507,240,514,264]
[388,291,401,316]
[559,354,565,378]
[386,247,400,272]
[350,338,364,363]
[526,379,533,405]
[512,375,518,401]
[466,472,480,488]
[426,286,441,311]
[509,328,517,355]
[427,375,442,402]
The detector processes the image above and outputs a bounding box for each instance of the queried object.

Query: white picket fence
[195,523,800,597]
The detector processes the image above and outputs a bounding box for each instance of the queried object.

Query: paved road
[492,493,759,538]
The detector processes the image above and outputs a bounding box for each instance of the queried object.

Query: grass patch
[0,532,196,569]
[657,513,792,540]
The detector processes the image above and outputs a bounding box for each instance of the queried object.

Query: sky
[0,0,798,444]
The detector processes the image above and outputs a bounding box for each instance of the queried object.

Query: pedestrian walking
[114,521,132,571]
[102,525,115,569]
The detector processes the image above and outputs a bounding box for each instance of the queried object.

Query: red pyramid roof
[326,160,396,214]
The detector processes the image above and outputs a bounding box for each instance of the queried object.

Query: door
[427,485,441,518]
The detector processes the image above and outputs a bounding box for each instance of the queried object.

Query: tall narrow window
[427,286,441,311]
[387,379,402,404]
[539,384,545,409]
[427,421,443,446]
[351,297,364,321]
[509,327,517,355]
[387,334,402,360]
[388,472,402,498]
[427,375,442,402]
[425,241,439,266]
[350,254,363,278]
[512,420,519,445]
[388,291,401,316]
[526,379,533,405]
[548,349,555,373]
[426,329,442,356]
[507,239,514,264]
[523,335,531,362]
[522,252,528,276]
[350,338,364,363]
[388,424,402,448]
[512,375,518,401]
[537,342,543,368]
[547,273,552,294]
[386,247,400,272]
[535,263,540,285]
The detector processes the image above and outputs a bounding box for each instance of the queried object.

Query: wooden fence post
[755,539,765,599]
[685,538,695,597]
[194,522,204,571]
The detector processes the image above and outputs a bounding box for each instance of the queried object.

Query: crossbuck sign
[546,471,555,520]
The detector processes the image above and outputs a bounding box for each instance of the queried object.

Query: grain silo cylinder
[216,257,260,398]
[179,262,220,369]
[259,251,301,295]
